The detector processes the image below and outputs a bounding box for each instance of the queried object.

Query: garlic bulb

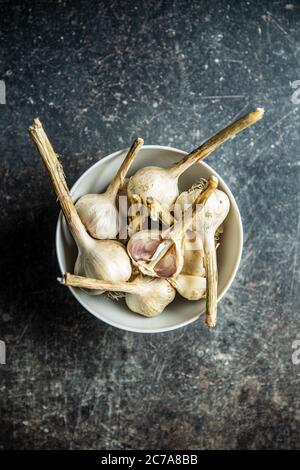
[127,108,264,207]
[168,274,206,301]
[29,119,132,295]
[59,273,176,317]
[127,177,218,278]
[75,137,143,239]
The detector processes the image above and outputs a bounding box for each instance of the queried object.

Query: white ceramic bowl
[56,146,243,333]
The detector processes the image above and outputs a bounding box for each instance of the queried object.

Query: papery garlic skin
[125,277,176,317]
[127,167,179,208]
[76,194,118,240]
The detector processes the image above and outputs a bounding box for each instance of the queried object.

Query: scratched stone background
[0,0,299,450]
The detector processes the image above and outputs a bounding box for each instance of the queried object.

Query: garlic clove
[125,276,176,317]
[152,244,180,278]
[127,229,162,262]
[168,274,206,301]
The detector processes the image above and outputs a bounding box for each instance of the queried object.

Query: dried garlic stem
[171,108,264,178]
[59,273,136,293]
[28,118,89,246]
[59,272,176,317]
[106,137,144,199]
[204,236,218,327]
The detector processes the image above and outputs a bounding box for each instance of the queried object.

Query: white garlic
[168,274,206,301]
[127,108,264,208]
[29,119,132,295]
[59,273,176,317]
[75,137,143,239]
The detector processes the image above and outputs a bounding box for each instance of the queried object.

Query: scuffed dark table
[0,0,299,450]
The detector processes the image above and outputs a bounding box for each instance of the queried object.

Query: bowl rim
[56,145,243,333]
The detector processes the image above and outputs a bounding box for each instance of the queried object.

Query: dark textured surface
[0,0,300,450]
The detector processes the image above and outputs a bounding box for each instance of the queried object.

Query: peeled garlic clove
[76,137,143,239]
[128,109,263,208]
[169,274,206,301]
[59,273,176,317]
[29,119,132,296]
